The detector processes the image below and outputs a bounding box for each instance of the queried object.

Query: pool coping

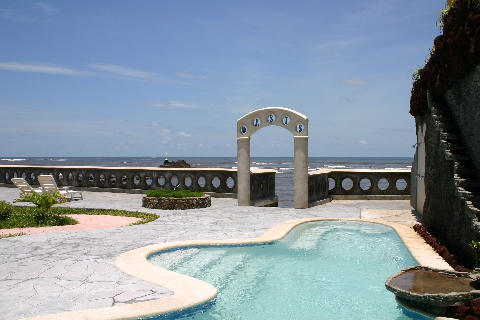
[21,218,452,320]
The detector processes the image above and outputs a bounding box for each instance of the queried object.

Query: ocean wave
[326,165,346,169]
[1,158,26,162]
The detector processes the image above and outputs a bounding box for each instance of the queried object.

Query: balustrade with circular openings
[322,171,410,196]
[0,166,407,203]
[0,166,251,196]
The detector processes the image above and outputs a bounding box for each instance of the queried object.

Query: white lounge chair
[37,175,83,201]
[11,178,43,195]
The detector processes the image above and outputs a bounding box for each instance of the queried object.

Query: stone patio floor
[0,187,418,320]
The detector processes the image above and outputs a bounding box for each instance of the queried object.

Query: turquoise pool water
[147,221,430,320]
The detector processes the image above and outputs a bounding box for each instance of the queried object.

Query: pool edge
[21,218,453,320]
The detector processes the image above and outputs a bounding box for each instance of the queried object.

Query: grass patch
[48,207,158,225]
[146,189,205,198]
[0,205,78,229]
[0,232,27,239]
[0,202,158,230]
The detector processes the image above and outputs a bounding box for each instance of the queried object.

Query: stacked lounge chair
[37,175,83,201]
[11,178,43,195]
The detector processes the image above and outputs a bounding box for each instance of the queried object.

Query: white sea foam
[1,158,26,162]
[326,165,346,169]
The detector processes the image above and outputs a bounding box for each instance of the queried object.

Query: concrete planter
[142,195,211,210]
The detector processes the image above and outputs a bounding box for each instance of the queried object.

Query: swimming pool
[147,221,430,320]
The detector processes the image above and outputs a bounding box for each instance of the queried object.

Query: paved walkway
[0,187,417,320]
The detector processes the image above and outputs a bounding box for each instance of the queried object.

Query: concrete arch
[237,107,309,208]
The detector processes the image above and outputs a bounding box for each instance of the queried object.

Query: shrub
[14,192,66,223]
[146,189,205,198]
[0,201,13,220]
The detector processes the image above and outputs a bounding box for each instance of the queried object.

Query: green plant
[15,192,65,211]
[146,189,205,198]
[412,68,422,83]
[14,191,66,222]
[0,232,26,239]
[0,206,157,230]
[439,0,480,28]
[0,201,13,221]
[469,240,480,267]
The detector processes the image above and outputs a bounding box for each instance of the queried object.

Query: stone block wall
[414,65,480,265]
[444,65,480,176]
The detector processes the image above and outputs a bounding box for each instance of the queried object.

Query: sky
[0,0,447,158]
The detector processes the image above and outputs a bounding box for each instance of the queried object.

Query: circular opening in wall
[88,173,95,183]
[157,176,166,186]
[30,173,35,181]
[99,174,106,183]
[260,180,266,190]
[226,177,235,189]
[267,113,276,123]
[212,176,221,189]
[328,178,336,190]
[68,172,74,182]
[13,172,18,178]
[341,178,353,191]
[359,178,372,191]
[121,175,128,185]
[198,176,206,188]
[170,175,179,188]
[22,172,26,180]
[110,174,117,184]
[240,125,248,135]
[78,173,84,182]
[145,176,152,186]
[396,178,407,191]
[378,178,389,191]
[184,176,192,187]
[134,175,140,186]
[5,172,9,180]
[58,173,64,181]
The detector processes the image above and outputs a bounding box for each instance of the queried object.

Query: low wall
[308,169,411,202]
[142,195,211,210]
[0,165,410,207]
[0,166,275,203]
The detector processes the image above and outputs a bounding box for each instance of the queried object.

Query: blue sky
[0,0,445,157]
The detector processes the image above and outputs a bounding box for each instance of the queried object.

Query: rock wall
[444,65,480,176]
[418,66,480,266]
[142,195,211,210]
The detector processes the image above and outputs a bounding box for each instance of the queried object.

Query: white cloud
[178,131,191,138]
[0,62,85,75]
[359,140,367,145]
[152,101,198,110]
[176,72,207,80]
[0,8,46,23]
[89,63,155,79]
[37,3,59,13]
[344,77,366,86]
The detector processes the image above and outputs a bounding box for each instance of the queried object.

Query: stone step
[456,187,474,201]
[441,140,468,153]
[446,152,469,161]
[440,132,459,142]
[455,180,480,193]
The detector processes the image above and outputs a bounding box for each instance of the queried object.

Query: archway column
[237,136,250,206]
[294,136,308,209]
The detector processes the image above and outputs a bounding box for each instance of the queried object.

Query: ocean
[0,157,412,207]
